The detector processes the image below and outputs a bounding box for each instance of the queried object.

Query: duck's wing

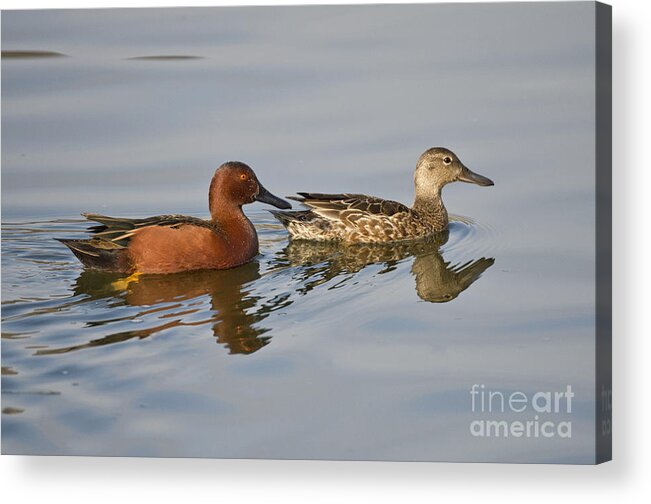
[59,214,218,271]
[81,213,216,246]
[287,193,411,223]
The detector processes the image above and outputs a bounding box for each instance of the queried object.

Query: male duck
[271,147,493,243]
[59,162,291,274]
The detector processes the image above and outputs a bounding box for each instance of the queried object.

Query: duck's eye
[240,174,248,181]
[443,156,453,165]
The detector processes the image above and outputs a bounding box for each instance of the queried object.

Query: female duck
[59,162,291,274]
[272,147,493,243]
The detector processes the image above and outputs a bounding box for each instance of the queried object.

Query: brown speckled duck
[271,147,493,243]
[58,162,291,274]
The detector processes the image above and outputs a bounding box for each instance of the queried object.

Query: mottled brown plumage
[272,147,493,243]
[58,162,291,274]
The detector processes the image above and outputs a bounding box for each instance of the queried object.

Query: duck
[271,147,493,243]
[58,161,291,275]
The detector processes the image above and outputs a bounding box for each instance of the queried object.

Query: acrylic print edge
[595,0,612,464]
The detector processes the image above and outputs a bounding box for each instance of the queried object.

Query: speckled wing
[288,193,411,226]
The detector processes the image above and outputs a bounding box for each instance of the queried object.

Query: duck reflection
[273,231,494,303]
[41,231,493,357]
[38,262,289,356]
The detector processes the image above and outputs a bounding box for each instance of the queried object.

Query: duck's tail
[268,209,315,226]
[269,209,338,241]
[57,238,126,271]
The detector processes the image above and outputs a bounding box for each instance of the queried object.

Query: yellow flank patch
[110,272,142,291]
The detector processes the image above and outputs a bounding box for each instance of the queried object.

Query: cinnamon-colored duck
[58,162,291,274]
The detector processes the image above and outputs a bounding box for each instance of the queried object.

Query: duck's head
[209,161,291,217]
[414,147,494,197]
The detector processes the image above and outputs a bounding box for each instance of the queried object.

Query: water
[2,4,597,462]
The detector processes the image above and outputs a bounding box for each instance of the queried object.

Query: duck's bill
[458,165,494,186]
[255,184,292,209]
